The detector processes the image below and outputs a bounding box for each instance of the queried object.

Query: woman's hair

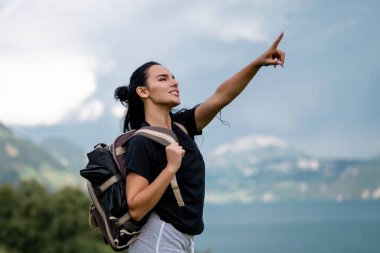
[115,61,161,131]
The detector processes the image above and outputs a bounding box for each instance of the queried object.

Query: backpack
[79,123,187,251]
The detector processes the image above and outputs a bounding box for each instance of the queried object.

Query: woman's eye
[159,78,166,81]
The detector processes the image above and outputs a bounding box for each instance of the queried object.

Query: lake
[196,201,380,253]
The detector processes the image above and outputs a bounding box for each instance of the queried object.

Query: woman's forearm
[194,59,263,130]
[215,59,262,106]
[127,166,176,221]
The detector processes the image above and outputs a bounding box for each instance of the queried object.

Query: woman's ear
[136,86,149,98]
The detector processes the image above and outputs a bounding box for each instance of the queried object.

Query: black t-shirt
[124,107,205,235]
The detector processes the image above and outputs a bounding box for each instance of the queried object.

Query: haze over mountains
[206,134,380,203]
[1,121,379,204]
[0,122,83,191]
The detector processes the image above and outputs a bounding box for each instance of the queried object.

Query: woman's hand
[165,143,185,174]
[256,32,285,67]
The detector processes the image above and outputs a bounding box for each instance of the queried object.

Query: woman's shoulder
[171,105,201,137]
[125,134,156,151]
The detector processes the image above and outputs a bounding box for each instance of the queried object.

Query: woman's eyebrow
[155,74,168,78]
[155,74,175,79]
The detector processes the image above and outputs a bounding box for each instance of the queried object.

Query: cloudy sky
[0,0,379,159]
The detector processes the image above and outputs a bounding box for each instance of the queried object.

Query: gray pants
[128,212,195,253]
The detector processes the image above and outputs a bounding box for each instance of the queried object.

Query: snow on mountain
[203,134,380,204]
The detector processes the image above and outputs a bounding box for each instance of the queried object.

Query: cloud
[297,158,319,171]
[239,165,259,177]
[261,191,277,203]
[0,0,102,126]
[182,2,268,43]
[360,187,380,202]
[265,161,293,174]
[112,104,125,119]
[372,186,380,200]
[361,189,370,200]
[0,0,298,126]
[0,53,96,126]
[212,134,288,156]
[336,194,344,203]
[77,99,105,122]
[273,181,308,193]
[1,0,379,161]
[0,0,262,126]
[205,189,255,204]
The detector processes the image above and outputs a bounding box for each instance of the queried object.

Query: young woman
[115,32,285,253]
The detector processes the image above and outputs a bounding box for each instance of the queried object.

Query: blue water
[197,201,380,253]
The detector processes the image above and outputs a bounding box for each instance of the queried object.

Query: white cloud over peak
[212,134,288,156]
[361,187,380,201]
[372,187,380,200]
[261,191,277,203]
[361,189,370,200]
[265,161,292,174]
[206,189,255,204]
[297,158,319,171]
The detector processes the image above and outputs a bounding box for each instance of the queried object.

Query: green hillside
[0,122,82,191]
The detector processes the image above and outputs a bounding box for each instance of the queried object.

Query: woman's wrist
[164,164,178,176]
[251,58,264,68]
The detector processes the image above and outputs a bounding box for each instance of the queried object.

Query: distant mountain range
[1,122,379,203]
[0,122,84,191]
[205,135,380,203]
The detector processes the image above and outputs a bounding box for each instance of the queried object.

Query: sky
[0,0,379,159]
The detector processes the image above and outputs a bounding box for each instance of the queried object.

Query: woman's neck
[144,104,172,129]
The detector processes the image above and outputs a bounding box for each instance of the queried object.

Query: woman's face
[144,64,181,107]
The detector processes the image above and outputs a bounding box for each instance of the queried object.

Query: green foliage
[0,181,116,253]
[0,181,212,253]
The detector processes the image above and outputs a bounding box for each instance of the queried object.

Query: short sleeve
[124,135,153,181]
[172,105,202,138]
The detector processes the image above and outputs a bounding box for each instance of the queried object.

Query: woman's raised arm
[194,32,285,131]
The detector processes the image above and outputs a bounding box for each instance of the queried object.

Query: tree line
[0,181,211,253]
[0,180,114,253]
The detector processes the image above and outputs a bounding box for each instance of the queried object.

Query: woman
[115,32,285,253]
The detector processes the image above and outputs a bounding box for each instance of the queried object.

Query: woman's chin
[172,98,181,106]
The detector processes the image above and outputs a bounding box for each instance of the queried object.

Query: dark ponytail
[115,61,161,132]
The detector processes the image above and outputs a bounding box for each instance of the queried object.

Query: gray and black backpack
[80,124,186,251]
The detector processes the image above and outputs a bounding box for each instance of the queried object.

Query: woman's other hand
[165,143,185,174]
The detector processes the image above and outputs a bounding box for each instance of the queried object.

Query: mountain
[14,114,123,152]
[204,134,380,204]
[39,137,88,172]
[2,121,380,203]
[0,122,83,191]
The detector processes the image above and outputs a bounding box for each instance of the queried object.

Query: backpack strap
[113,122,188,157]
[134,126,185,207]
[173,122,188,135]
